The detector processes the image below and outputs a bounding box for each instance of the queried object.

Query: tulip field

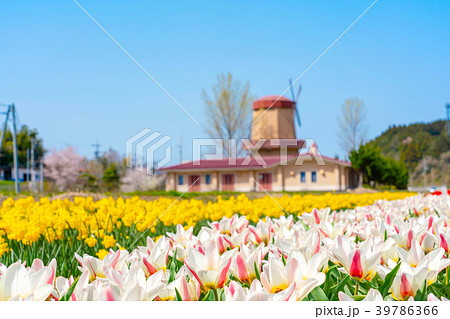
[1,191,450,301]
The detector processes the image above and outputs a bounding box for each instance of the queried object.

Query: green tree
[430,134,450,158]
[381,157,409,189]
[371,120,448,172]
[102,163,120,191]
[400,141,420,170]
[350,144,409,189]
[80,172,98,192]
[0,125,44,166]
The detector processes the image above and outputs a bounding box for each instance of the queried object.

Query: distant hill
[368,120,449,187]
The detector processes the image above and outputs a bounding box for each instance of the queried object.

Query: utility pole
[178,137,183,163]
[11,104,19,193]
[39,162,44,193]
[26,148,30,183]
[91,141,101,160]
[31,138,35,191]
[0,106,11,152]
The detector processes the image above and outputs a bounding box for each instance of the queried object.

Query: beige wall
[166,172,219,192]
[166,170,256,192]
[251,108,296,140]
[164,160,350,192]
[283,159,346,191]
[233,171,253,192]
[166,173,176,191]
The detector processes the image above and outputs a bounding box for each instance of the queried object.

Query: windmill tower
[248,81,304,157]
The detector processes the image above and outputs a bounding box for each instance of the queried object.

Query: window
[205,174,211,185]
[311,171,317,183]
[178,175,183,185]
[300,171,306,183]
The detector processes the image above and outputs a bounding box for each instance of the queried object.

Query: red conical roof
[253,95,295,110]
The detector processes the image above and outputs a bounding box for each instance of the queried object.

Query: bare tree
[44,146,86,191]
[202,73,253,157]
[102,148,121,165]
[337,98,368,156]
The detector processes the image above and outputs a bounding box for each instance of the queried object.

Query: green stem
[446,266,449,286]
[354,281,359,296]
[213,289,219,301]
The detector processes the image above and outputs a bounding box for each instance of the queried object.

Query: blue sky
[1,0,449,164]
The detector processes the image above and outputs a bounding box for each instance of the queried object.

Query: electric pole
[26,148,30,183]
[31,138,35,191]
[91,141,101,160]
[179,137,183,163]
[0,106,11,152]
[39,162,44,193]
[11,104,19,193]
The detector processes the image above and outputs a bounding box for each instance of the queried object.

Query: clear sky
[1,0,449,164]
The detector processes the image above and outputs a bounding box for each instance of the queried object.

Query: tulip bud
[407,230,414,250]
[349,249,363,280]
[400,273,413,300]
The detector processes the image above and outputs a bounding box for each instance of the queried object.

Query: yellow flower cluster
[0,236,8,255]
[96,249,109,260]
[0,192,413,256]
[85,236,97,247]
[101,235,116,249]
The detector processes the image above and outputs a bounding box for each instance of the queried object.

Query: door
[188,175,201,192]
[258,173,272,191]
[221,174,235,191]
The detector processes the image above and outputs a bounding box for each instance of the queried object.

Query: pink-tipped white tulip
[0,260,54,301]
[260,255,324,300]
[231,244,266,284]
[185,241,237,291]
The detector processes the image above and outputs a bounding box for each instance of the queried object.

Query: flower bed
[1,192,449,301]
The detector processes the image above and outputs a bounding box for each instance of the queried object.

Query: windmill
[288,79,302,129]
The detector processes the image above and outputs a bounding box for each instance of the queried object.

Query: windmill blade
[296,85,302,102]
[294,107,301,127]
[288,78,296,101]
[289,79,302,127]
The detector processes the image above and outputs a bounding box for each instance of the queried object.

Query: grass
[0,180,16,185]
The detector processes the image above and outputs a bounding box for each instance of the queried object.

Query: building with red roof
[160,95,357,192]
